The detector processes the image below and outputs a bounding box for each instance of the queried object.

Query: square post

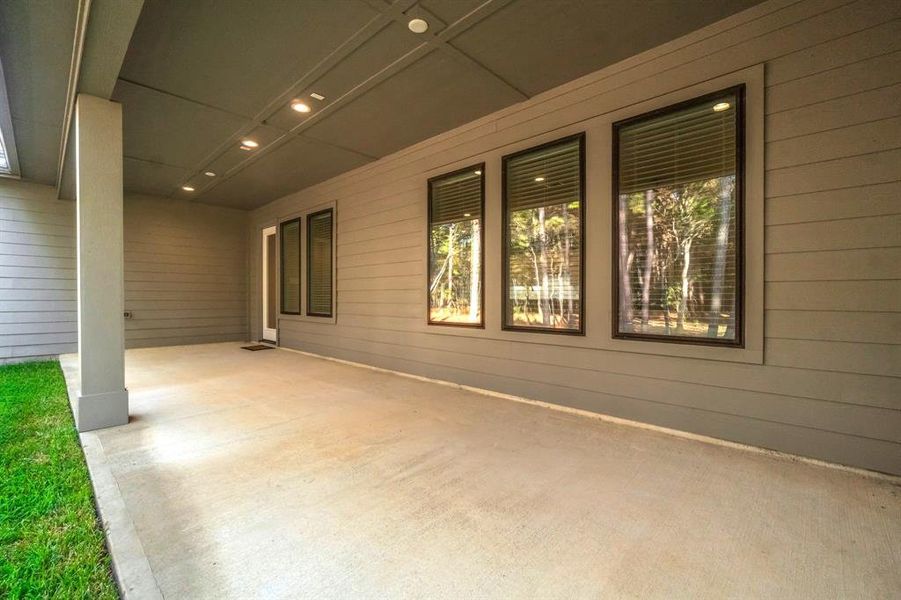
[75,94,128,431]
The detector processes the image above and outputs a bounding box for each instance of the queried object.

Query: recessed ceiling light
[474,170,482,175]
[534,176,545,182]
[713,102,731,112]
[181,185,195,192]
[310,92,325,101]
[241,139,259,148]
[291,100,311,113]
[204,171,216,177]
[408,18,429,34]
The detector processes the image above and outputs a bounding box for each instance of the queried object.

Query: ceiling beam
[57,0,144,199]
[55,0,91,199]
[190,0,528,201]
[168,11,395,200]
[190,39,436,197]
[430,0,527,99]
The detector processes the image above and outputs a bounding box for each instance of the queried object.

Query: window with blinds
[613,86,743,345]
[280,218,301,314]
[503,134,584,333]
[0,129,10,173]
[307,208,333,317]
[428,165,484,326]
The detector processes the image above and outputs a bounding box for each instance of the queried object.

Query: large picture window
[613,86,743,345]
[502,134,584,333]
[307,208,333,317]
[428,165,484,326]
[280,217,301,314]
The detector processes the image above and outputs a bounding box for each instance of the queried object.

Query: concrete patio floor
[61,343,900,599]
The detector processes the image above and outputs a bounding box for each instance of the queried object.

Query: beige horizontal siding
[123,195,248,348]
[766,215,901,252]
[0,180,77,361]
[250,0,901,474]
[0,180,249,360]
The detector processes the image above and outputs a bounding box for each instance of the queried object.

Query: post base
[76,389,129,432]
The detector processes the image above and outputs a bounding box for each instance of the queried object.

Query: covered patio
[60,343,900,599]
[2,0,900,596]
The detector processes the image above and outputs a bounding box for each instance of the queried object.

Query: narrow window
[428,165,484,326]
[307,208,333,317]
[503,134,584,333]
[0,129,11,174]
[613,86,743,345]
[280,218,301,314]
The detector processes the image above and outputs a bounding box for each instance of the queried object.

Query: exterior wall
[248,0,901,474]
[0,179,77,362]
[0,178,249,360]
[123,195,248,348]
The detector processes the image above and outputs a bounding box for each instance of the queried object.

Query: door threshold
[259,339,277,346]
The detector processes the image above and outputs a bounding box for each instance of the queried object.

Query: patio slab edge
[59,354,164,600]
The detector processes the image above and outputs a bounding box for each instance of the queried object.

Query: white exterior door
[261,226,277,342]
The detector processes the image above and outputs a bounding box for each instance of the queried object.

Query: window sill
[606,335,762,365]
[428,321,485,329]
[421,321,763,365]
[279,313,336,326]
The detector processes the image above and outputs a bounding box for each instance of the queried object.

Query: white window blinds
[280,218,301,314]
[614,88,742,344]
[503,135,584,333]
[428,167,483,325]
[430,170,482,225]
[307,209,333,317]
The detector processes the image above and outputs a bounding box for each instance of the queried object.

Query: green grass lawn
[0,361,118,599]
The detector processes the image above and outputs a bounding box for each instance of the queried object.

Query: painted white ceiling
[1,0,763,209]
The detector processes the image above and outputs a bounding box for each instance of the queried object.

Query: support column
[75,94,128,431]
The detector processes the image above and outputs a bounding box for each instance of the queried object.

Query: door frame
[261,225,277,343]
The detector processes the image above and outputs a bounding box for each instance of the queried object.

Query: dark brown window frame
[501,132,586,336]
[426,163,486,328]
[611,85,745,348]
[306,207,334,318]
[279,217,302,315]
